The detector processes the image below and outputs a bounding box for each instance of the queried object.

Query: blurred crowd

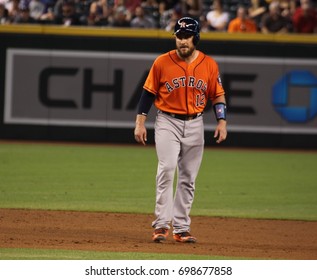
[0,0,316,33]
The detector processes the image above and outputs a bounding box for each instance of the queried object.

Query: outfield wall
[1,25,317,148]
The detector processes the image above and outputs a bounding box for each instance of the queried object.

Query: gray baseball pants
[152,111,204,234]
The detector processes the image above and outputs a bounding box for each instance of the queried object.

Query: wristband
[213,102,227,121]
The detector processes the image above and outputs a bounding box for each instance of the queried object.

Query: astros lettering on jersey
[143,50,225,115]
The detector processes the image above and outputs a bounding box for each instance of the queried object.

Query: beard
[176,44,195,59]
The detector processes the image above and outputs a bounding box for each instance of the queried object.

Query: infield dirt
[1,208,317,259]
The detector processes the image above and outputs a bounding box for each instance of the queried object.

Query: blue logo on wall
[272,70,317,123]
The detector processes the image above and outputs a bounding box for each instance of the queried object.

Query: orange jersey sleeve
[143,50,225,115]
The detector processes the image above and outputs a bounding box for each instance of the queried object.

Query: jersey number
[196,93,206,107]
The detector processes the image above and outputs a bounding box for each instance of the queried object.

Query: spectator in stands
[275,0,295,32]
[38,4,54,22]
[13,5,37,23]
[159,0,181,29]
[206,0,230,31]
[131,5,156,28]
[248,0,267,29]
[158,0,179,19]
[39,0,66,23]
[292,0,317,33]
[181,0,202,22]
[112,0,133,23]
[114,0,140,19]
[51,0,63,19]
[110,5,130,26]
[163,4,181,31]
[199,13,210,32]
[7,0,20,22]
[88,0,110,26]
[261,1,289,33]
[141,0,160,27]
[279,0,296,18]
[54,1,82,25]
[228,5,258,33]
[0,3,10,23]
[28,0,45,21]
[73,0,92,25]
[44,0,56,11]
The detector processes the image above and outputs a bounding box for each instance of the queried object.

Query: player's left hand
[214,120,227,144]
[134,114,148,145]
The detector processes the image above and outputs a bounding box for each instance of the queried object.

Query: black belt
[159,110,203,121]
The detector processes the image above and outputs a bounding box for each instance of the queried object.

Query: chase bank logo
[272,70,317,123]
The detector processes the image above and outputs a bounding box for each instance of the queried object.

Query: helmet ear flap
[193,33,200,45]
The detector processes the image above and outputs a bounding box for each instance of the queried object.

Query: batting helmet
[174,17,200,45]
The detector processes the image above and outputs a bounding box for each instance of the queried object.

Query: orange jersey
[143,50,225,115]
[227,18,258,33]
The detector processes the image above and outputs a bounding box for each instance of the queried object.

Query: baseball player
[134,17,227,243]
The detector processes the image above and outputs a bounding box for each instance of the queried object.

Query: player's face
[175,33,195,59]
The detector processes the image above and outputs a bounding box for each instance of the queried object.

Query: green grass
[0,143,156,213]
[0,142,316,220]
[0,248,242,260]
[194,148,317,220]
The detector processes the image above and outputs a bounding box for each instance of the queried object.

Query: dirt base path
[1,209,316,259]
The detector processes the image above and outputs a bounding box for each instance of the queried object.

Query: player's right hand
[134,125,147,145]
